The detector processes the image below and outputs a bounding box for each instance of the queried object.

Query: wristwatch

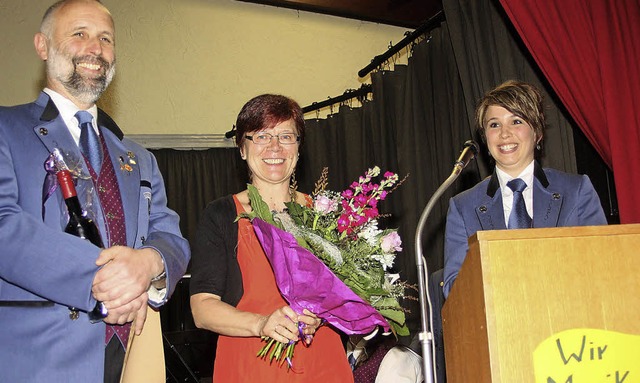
[150,269,166,283]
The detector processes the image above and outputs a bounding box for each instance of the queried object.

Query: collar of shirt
[346,337,367,365]
[43,88,99,146]
[496,160,535,226]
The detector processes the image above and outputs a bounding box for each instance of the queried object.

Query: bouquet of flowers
[241,166,411,367]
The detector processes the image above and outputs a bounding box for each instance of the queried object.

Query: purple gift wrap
[252,218,390,335]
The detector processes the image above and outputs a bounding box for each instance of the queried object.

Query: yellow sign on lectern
[534,328,639,383]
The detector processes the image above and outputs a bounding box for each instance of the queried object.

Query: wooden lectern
[442,224,640,382]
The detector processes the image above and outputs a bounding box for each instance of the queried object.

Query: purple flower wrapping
[252,218,390,335]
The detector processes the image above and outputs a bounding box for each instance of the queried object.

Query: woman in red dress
[190,94,353,382]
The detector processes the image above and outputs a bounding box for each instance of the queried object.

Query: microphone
[414,138,479,383]
[452,140,479,175]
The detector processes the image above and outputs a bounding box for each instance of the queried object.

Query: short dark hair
[475,80,545,144]
[234,94,305,147]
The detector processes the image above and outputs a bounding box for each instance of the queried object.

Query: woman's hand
[297,309,324,344]
[257,306,300,344]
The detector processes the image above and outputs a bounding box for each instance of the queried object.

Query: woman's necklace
[269,186,297,214]
[289,184,297,205]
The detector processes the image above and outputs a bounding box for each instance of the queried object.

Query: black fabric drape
[152,148,247,247]
[294,27,479,336]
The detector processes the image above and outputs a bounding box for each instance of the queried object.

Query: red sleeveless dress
[211,196,354,382]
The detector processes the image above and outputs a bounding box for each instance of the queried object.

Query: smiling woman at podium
[442,80,608,298]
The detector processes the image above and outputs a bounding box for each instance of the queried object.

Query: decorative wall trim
[126,134,236,150]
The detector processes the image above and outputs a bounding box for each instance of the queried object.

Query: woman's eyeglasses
[246,133,300,145]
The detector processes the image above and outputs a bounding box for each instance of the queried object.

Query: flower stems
[257,337,296,369]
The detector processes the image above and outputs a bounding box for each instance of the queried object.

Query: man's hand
[103,291,148,330]
[92,246,163,312]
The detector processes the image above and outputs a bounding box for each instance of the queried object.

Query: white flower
[371,252,395,271]
[384,273,400,287]
[358,220,382,246]
[275,211,343,265]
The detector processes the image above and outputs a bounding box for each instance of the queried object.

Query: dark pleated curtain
[296,2,586,331]
[152,148,247,250]
[296,27,480,336]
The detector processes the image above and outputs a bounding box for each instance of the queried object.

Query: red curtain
[498,0,640,224]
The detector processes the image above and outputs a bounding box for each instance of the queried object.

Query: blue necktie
[76,111,102,172]
[507,178,532,229]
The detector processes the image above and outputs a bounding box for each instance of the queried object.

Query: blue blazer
[0,92,190,382]
[442,163,607,298]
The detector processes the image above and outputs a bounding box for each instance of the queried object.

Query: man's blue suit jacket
[0,92,190,382]
[443,162,607,298]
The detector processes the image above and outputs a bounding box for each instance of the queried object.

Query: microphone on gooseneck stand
[452,140,480,176]
[414,140,479,383]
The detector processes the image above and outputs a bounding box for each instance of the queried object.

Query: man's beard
[47,46,116,105]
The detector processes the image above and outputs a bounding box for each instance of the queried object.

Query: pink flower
[337,214,350,233]
[380,232,402,253]
[353,214,368,227]
[364,208,379,219]
[314,195,337,214]
[354,195,368,208]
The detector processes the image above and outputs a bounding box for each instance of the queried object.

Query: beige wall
[0,0,408,137]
